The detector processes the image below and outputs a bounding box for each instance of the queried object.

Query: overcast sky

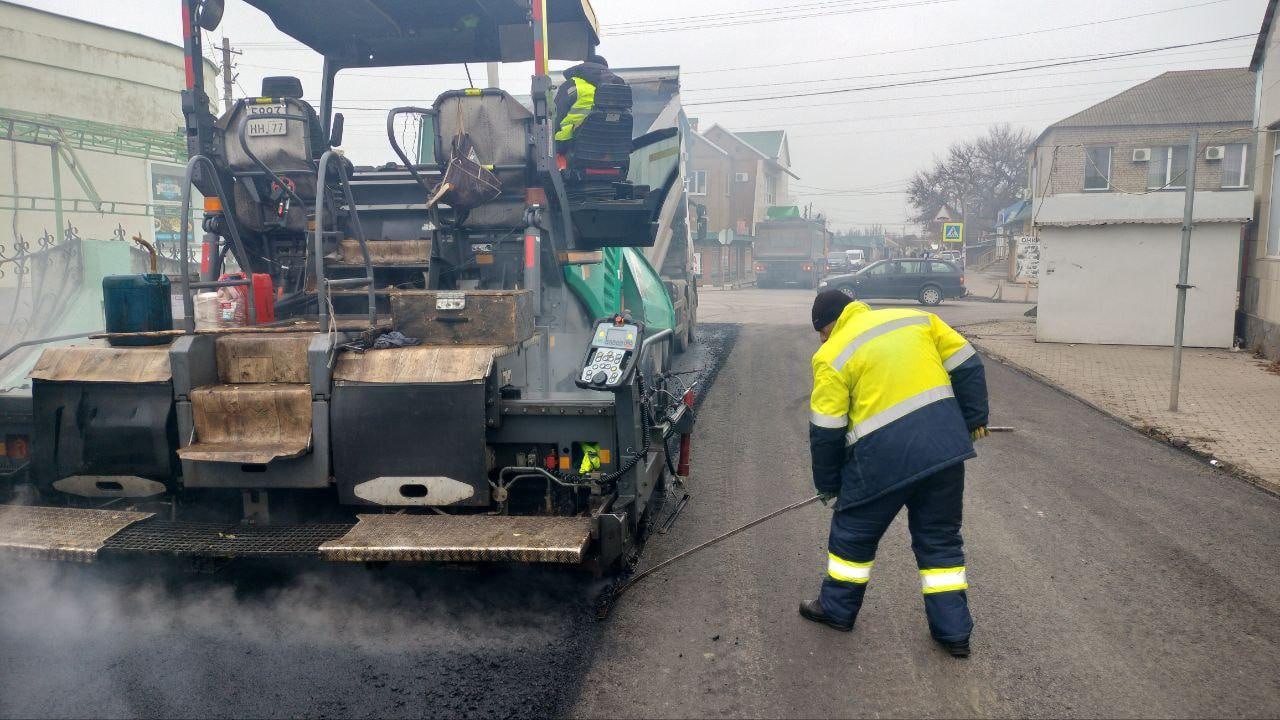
[10,0,1269,231]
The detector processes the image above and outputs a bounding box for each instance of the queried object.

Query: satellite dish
[197,0,225,31]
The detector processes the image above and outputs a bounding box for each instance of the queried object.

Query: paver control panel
[577,317,643,390]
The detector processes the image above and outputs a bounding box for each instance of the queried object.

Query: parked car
[818,258,966,306]
[844,249,867,271]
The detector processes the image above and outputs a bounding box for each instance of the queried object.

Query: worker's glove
[970,426,991,441]
[817,492,838,507]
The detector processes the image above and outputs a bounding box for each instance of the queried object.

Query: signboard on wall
[691,252,702,277]
[148,162,200,252]
[1014,235,1040,283]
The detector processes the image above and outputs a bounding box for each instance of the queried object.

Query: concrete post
[1170,130,1198,412]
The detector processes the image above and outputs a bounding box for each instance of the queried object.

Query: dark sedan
[818,258,966,306]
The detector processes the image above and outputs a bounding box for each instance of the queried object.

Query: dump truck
[0,0,696,572]
[753,212,830,289]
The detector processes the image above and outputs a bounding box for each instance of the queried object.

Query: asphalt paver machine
[0,0,695,572]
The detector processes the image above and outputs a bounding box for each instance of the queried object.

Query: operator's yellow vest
[555,76,596,142]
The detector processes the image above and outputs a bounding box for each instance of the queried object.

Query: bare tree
[908,124,1032,228]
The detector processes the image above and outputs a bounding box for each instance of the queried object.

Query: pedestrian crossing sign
[942,222,964,244]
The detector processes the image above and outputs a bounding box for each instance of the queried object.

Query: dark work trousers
[819,462,972,642]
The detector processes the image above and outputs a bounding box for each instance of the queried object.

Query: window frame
[1222,143,1250,190]
[1083,146,1113,192]
[688,170,708,196]
[1269,146,1280,258]
[1148,145,1189,191]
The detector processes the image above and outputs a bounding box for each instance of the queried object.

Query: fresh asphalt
[575,291,1280,718]
[3,293,1279,718]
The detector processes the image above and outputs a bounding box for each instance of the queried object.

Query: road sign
[942,222,964,244]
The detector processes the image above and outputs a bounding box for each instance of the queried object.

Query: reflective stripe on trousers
[828,553,873,584]
[920,566,968,594]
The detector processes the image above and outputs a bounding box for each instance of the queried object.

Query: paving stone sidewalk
[962,320,1280,492]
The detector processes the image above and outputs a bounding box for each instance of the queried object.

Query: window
[866,262,892,275]
[1269,149,1280,256]
[1084,146,1112,191]
[1222,144,1249,189]
[764,175,777,205]
[687,170,708,195]
[1148,146,1189,190]
[897,260,926,274]
[930,261,953,273]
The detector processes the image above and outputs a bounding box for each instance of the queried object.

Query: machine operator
[800,289,989,658]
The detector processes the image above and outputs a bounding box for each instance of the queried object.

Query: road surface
[575,291,1280,718]
[3,293,1278,718]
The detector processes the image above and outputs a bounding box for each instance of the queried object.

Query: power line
[681,0,1245,75]
[683,39,1253,95]
[605,0,960,36]
[683,33,1256,106]
[606,0,917,29]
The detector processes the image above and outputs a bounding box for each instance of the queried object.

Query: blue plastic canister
[102,274,174,346]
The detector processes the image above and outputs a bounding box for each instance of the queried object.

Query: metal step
[319,514,594,564]
[0,505,154,562]
[180,384,313,464]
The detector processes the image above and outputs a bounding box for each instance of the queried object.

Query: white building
[0,0,217,249]
[1029,69,1255,348]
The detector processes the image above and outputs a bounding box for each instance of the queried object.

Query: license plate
[247,103,288,137]
[247,118,287,137]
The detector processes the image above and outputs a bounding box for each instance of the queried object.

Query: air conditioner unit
[1132,148,1152,162]
[1205,145,1226,161]
[734,172,750,183]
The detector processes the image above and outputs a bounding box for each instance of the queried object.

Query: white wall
[1037,223,1243,347]
[0,2,217,132]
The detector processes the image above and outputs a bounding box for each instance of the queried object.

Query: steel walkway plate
[0,505,154,562]
[319,514,594,564]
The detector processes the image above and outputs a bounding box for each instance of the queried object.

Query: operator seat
[219,76,328,232]
[562,82,634,183]
[432,88,533,228]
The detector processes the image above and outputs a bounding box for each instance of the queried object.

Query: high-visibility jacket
[809,301,988,510]
[555,76,597,142]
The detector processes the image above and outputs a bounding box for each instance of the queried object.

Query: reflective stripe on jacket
[809,301,988,510]
[555,76,596,142]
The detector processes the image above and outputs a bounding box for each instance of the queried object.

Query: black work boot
[936,638,970,658]
[798,599,853,632]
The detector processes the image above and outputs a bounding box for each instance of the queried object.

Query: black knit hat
[812,289,854,331]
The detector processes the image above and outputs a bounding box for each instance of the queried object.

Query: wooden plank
[333,344,515,384]
[334,238,431,266]
[90,319,390,340]
[29,343,172,383]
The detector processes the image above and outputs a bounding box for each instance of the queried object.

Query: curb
[971,340,1280,499]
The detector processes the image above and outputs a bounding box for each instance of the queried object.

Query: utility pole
[220,37,241,114]
[1169,130,1198,412]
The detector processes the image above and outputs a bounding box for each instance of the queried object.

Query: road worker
[800,289,989,658]
[554,54,625,147]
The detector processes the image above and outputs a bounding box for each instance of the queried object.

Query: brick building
[1028,68,1255,347]
[687,124,798,286]
[1247,0,1280,360]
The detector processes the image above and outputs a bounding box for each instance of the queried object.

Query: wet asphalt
[0,325,739,720]
[4,297,1280,718]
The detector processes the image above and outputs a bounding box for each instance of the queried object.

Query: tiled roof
[1051,68,1254,128]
